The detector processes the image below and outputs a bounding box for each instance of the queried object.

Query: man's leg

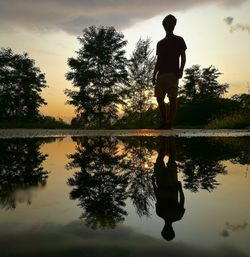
[157,97,167,126]
[169,97,177,127]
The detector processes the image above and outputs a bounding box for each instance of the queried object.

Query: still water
[0,136,249,257]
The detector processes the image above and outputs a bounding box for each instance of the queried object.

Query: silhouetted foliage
[122,137,155,217]
[179,159,226,192]
[232,93,250,111]
[179,65,229,102]
[0,48,47,120]
[0,115,69,128]
[67,136,160,228]
[176,97,240,126]
[114,106,160,129]
[67,137,129,229]
[175,138,239,192]
[205,92,250,128]
[173,65,240,126]
[0,138,49,210]
[214,137,250,165]
[65,26,128,128]
[65,135,250,230]
[125,38,155,124]
[123,137,250,193]
[113,63,246,128]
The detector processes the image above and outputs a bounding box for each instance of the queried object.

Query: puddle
[0,136,249,256]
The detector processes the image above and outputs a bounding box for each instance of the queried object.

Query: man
[153,15,187,129]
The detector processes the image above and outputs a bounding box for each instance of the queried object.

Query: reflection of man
[152,137,185,241]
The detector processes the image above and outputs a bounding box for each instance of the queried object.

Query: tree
[125,38,155,122]
[180,65,229,102]
[0,48,47,119]
[65,26,128,128]
[176,65,230,125]
[232,93,250,111]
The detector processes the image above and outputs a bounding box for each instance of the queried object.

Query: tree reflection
[176,138,236,192]
[122,137,155,217]
[179,160,226,192]
[0,138,49,210]
[67,137,129,229]
[67,136,250,231]
[217,137,250,165]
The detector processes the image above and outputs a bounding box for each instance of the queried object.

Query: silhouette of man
[153,15,187,129]
[152,137,185,241]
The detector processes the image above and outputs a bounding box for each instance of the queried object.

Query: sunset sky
[0,0,250,122]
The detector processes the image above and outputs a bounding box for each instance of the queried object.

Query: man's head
[162,15,177,34]
[161,223,175,241]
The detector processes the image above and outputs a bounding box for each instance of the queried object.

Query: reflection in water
[0,138,50,210]
[177,138,228,192]
[67,137,156,229]
[122,137,155,217]
[67,136,250,238]
[0,136,249,256]
[152,137,185,241]
[67,137,129,229]
[176,137,250,192]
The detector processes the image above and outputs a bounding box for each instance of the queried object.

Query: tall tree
[126,38,155,122]
[180,65,229,102]
[0,48,47,119]
[65,26,128,128]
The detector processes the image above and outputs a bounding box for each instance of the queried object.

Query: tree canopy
[125,38,155,121]
[65,26,128,128]
[179,65,229,102]
[0,48,47,120]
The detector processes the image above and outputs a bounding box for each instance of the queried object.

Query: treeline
[1,26,249,128]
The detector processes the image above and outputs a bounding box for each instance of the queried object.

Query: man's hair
[162,15,177,30]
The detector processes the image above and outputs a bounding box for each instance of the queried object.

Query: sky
[0,0,250,122]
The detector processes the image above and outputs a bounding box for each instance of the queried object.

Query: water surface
[0,136,249,257]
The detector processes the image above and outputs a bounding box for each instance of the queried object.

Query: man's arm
[152,56,160,85]
[178,50,186,79]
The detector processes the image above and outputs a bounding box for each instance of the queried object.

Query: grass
[1,112,249,130]
[206,112,250,129]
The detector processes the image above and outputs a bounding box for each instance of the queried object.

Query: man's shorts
[155,73,179,98]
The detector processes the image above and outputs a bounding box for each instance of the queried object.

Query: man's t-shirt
[156,35,187,75]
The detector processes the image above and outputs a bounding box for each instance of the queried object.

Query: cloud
[224,16,250,34]
[226,221,248,231]
[0,221,249,257]
[0,0,248,34]
[220,222,248,237]
[224,16,234,25]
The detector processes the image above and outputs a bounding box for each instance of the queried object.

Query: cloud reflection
[0,221,249,257]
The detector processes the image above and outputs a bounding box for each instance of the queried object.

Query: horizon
[1,0,250,122]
